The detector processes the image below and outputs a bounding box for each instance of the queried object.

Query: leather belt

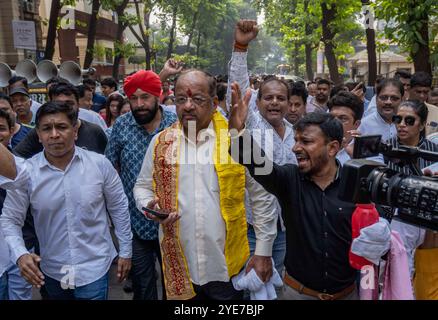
[284,273,356,300]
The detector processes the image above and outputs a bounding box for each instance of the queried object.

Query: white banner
[12,20,37,50]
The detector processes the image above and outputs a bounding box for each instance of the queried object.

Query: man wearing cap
[9,87,35,127]
[105,60,181,300]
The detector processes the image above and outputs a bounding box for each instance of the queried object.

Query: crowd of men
[0,19,437,301]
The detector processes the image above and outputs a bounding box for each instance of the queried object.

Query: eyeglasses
[392,115,417,126]
[175,96,210,107]
[378,95,401,102]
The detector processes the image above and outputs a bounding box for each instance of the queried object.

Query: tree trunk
[167,7,178,59]
[410,9,431,73]
[304,0,313,80]
[185,12,198,53]
[144,12,151,70]
[321,2,342,85]
[44,0,62,60]
[293,42,299,76]
[112,0,130,79]
[196,31,202,67]
[83,0,100,69]
[362,1,377,86]
[130,0,151,70]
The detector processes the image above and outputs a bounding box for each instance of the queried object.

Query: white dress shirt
[358,111,397,143]
[0,147,132,287]
[134,123,277,286]
[78,108,108,130]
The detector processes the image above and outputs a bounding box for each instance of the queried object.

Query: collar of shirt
[374,111,393,126]
[259,115,294,142]
[300,159,342,184]
[37,146,81,171]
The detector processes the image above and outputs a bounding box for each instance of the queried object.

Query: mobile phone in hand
[142,207,169,220]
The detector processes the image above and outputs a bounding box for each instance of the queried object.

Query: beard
[131,102,159,125]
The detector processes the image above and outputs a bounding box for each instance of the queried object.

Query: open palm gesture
[229,82,252,132]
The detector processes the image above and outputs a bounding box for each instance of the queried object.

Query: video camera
[338,135,438,231]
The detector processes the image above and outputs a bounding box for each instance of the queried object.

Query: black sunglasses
[392,115,416,126]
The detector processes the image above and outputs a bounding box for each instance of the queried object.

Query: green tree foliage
[374,0,438,73]
[253,0,362,81]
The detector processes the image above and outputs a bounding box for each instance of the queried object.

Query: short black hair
[49,83,80,103]
[330,85,348,98]
[290,83,308,104]
[394,70,411,80]
[46,76,68,87]
[0,93,12,107]
[35,101,78,128]
[328,91,364,121]
[0,109,13,130]
[317,79,331,87]
[294,112,343,145]
[258,77,290,100]
[376,78,404,97]
[83,78,96,87]
[8,76,28,89]
[410,71,432,88]
[101,77,118,90]
[216,82,227,102]
[76,84,92,99]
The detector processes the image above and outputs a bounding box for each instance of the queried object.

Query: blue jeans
[0,273,7,300]
[247,224,286,276]
[0,263,33,300]
[44,272,109,300]
[131,234,163,300]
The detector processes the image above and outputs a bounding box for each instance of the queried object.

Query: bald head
[176,70,217,98]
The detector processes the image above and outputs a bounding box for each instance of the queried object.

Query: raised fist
[234,20,259,46]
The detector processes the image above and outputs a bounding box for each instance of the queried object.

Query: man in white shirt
[358,78,403,143]
[226,20,296,278]
[134,70,277,300]
[0,101,132,300]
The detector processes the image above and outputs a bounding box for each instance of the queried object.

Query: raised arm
[159,58,183,83]
[226,20,259,112]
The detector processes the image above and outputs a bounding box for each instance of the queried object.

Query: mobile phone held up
[142,207,169,220]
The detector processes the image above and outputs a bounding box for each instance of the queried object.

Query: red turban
[123,70,162,98]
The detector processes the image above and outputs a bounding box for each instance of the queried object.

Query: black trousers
[131,234,166,300]
[190,281,244,300]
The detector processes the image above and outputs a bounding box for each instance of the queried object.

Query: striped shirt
[385,137,438,174]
